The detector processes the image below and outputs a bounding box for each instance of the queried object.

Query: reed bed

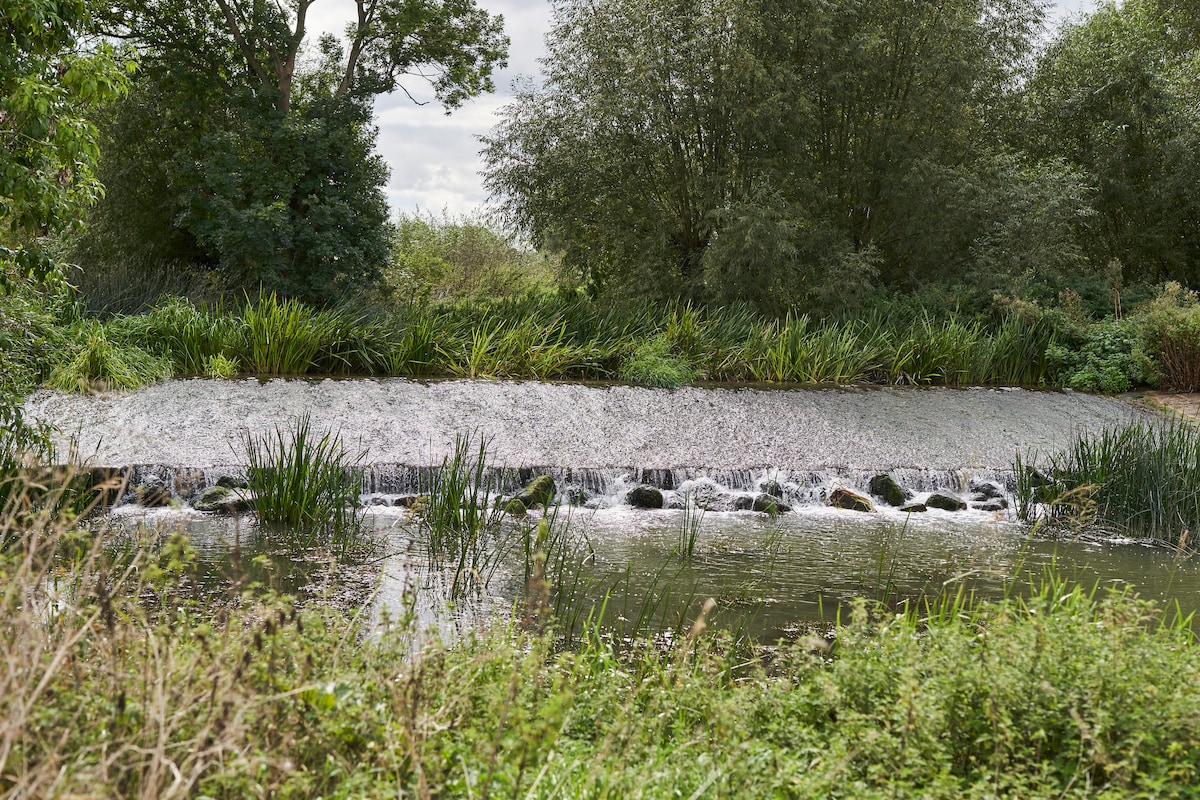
[1016,418,1200,546]
[39,293,1070,391]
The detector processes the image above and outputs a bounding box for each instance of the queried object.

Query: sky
[310,0,1102,218]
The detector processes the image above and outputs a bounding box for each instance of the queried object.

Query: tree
[1022,0,1200,286]
[482,0,1049,311]
[80,0,508,304]
[1,0,130,281]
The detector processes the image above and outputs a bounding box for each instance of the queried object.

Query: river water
[38,378,1189,639]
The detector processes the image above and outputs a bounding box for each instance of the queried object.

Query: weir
[25,377,1155,514]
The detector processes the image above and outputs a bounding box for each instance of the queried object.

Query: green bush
[386,212,563,302]
[620,334,698,387]
[1047,318,1154,393]
[1137,282,1200,391]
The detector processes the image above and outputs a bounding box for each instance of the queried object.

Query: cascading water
[26,377,1149,513]
[33,377,1194,638]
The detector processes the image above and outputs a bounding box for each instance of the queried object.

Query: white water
[25,378,1150,472]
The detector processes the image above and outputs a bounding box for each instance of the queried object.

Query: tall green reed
[417,434,508,598]
[243,414,366,554]
[1014,418,1200,546]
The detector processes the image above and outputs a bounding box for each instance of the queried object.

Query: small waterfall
[111,461,1020,515]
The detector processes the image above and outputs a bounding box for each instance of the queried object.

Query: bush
[1047,318,1154,393]
[385,211,563,303]
[619,334,698,387]
[1137,282,1200,391]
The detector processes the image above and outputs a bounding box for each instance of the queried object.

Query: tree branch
[213,0,274,87]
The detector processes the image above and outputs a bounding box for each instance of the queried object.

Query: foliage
[45,319,173,392]
[619,334,698,388]
[1016,418,1200,546]
[0,0,130,281]
[4,475,1200,799]
[1022,0,1200,285]
[483,0,1051,309]
[77,0,508,303]
[1047,318,1155,393]
[1136,281,1200,390]
[243,413,366,552]
[386,210,562,302]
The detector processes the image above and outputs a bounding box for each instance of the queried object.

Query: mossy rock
[828,487,875,512]
[752,494,790,514]
[513,475,556,510]
[503,498,528,516]
[194,485,255,514]
[760,481,785,500]
[135,480,173,508]
[626,485,664,509]
[868,474,907,507]
[926,492,967,512]
[899,502,927,513]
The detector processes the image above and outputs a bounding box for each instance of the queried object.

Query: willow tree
[483,0,1050,310]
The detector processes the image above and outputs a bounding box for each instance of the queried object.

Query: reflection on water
[107,504,1200,642]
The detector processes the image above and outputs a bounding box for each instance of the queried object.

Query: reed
[46,320,174,392]
[242,413,366,553]
[1015,418,1200,545]
[416,434,508,598]
[109,296,246,376]
[241,292,340,375]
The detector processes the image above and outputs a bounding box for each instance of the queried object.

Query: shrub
[1137,282,1200,391]
[1047,318,1154,393]
[46,320,173,393]
[619,334,698,387]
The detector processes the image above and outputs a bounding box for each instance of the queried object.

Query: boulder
[968,479,1004,500]
[971,499,1009,512]
[626,485,664,509]
[193,485,254,514]
[513,475,556,510]
[216,474,249,489]
[172,469,206,501]
[663,492,686,510]
[730,494,754,511]
[134,476,172,508]
[503,498,528,516]
[899,502,927,513]
[828,487,875,512]
[926,492,967,512]
[760,481,786,500]
[868,474,907,507]
[752,494,791,514]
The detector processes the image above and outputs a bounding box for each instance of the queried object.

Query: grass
[4,454,1200,796]
[243,413,367,554]
[415,434,508,599]
[1015,418,1200,546]
[34,293,1078,392]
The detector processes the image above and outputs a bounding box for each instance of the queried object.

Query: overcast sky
[311,0,1101,218]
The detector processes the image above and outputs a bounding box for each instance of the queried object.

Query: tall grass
[44,294,1066,392]
[1015,418,1200,545]
[4,454,1200,796]
[243,414,366,553]
[416,434,507,598]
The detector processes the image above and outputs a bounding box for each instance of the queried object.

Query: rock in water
[513,474,556,509]
[194,485,254,514]
[868,474,907,506]
[828,487,875,512]
[626,485,664,509]
[926,492,967,511]
[752,494,791,514]
[899,502,927,513]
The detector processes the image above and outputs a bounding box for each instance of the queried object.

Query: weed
[242,413,367,554]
